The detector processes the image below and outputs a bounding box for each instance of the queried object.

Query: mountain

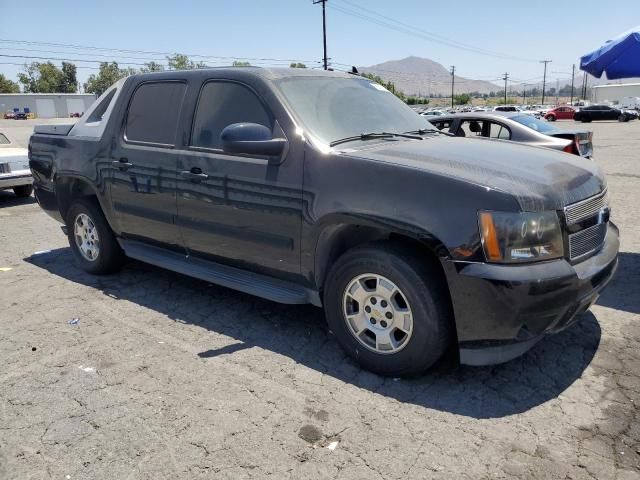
[359,56,502,96]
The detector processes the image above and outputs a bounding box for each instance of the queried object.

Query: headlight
[478,211,564,263]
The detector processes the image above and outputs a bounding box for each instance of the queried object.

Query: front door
[109,81,186,248]
[176,80,302,277]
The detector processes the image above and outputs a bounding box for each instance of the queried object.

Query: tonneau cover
[33,124,75,136]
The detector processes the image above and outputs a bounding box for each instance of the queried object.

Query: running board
[119,239,321,306]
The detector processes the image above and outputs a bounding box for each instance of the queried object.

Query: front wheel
[324,242,453,376]
[618,114,626,122]
[66,197,125,274]
[546,115,556,122]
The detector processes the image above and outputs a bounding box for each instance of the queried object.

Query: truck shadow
[595,252,640,314]
[24,247,622,419]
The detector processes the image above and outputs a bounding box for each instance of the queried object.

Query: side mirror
[220,123,286,157]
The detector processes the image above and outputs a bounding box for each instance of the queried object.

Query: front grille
[568,222,607,260]
[564,188,607,224]
[565,189,608,261]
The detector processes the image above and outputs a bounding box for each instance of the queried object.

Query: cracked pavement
[0,119,639,479]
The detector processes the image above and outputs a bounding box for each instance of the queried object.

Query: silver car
[430,112,593,158]
[0,131,33,197]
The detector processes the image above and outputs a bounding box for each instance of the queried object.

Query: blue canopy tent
[580,26,640,79]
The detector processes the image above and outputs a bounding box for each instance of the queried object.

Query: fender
[304,212,452,291]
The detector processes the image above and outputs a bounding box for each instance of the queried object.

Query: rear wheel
[13,184,33,197]
[66,197,125,274]
[324,242,453,376]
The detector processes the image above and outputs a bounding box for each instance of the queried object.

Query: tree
[167,54,206,70]
[232,61,251,67]
[453,93,471,105]
[60,62,78,93]
[84,62,133,96]
[0,74,20,93]
[140,61,165,73]
[18,62,65,93]
[289,62,307,68]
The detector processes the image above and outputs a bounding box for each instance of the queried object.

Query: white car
[0,131,33,197]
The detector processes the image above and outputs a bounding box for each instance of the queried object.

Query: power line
[330,0,538,62]
[0,39,318,64]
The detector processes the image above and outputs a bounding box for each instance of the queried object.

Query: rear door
[108,81,186,249]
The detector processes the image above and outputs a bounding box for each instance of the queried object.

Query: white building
[591,83,640,105]
[0,93,97,118]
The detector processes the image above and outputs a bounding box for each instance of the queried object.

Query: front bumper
[0,170,33,189]
[443,222,619,366]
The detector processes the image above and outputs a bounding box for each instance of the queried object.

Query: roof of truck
[133,66,357,81]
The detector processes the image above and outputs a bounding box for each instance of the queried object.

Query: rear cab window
[125,82,187,146]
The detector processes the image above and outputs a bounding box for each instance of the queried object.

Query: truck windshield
[276,77,433,146]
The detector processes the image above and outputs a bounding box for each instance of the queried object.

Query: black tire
[618,114,626,122]
[546,115,556,122]
[66,197,125,274]
[13,184,33,197]
[324,242,453,376]
[581,116,592,123]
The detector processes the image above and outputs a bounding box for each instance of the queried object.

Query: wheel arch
[55,176,114,229]
[311,214,452,295]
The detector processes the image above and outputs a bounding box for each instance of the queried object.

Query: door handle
[180,169,209,181]
[112,158,133,171]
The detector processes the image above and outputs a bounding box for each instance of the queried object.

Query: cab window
[125,82,186,146]
[191,81,273,150]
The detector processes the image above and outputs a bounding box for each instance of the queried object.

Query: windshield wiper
[405,128,454,137]
[329,131,422,147]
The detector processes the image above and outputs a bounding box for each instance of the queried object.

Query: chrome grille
[569,223,607,260]
[564,189,608,225]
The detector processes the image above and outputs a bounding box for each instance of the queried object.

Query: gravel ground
[0,119,639,479]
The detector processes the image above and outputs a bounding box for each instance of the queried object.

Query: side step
[119,239,321,307]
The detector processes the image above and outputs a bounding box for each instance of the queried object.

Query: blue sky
[1,0,637,88]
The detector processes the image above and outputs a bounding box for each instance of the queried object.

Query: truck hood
[346,135,605,211]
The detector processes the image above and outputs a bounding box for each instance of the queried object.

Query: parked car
[574,105,635,122]
[4,111,16,120]
[0,131,33,197]
[493,105,519,112]
[431,112,593,158]
[29,68,618,375]
[420,110,443,117]
[544,106,576,121]
[14,111,27,120]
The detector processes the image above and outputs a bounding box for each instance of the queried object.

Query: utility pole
[540,60,552,104]
[523,84,527,105]
[450,65,455,108]
[570,64,575,106]
[313,0,328,70]
[502,72,509,105]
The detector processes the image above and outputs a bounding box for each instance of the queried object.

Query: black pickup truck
[29,68,619,376]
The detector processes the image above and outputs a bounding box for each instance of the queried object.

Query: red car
[544,106,575,121]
